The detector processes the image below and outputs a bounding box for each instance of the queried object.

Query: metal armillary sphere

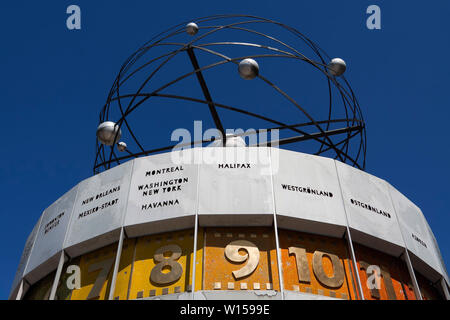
[94,14,366,174]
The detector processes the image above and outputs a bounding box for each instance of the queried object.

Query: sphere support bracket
[186,46,226,146]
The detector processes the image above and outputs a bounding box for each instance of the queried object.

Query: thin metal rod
[126,239,137,301]
[188,43,348,164]
[269,148,285,299]
[111,92,363,133]
[49,250,66,300]
[402,248,423,300]
[344,229,365,300]
[15,279,24,300]
[94,124,362,171]
[273,215,284,299]
[385,185,423,300]
[110,53,351,142]
[191,213,199,300]
[255,126,362,147]
[108,228,125,300]
[333,160,365,300]
[95,15,367,174]
[186,46,226,146]
[108,92,362,167]
[190,43,350,163]
[441,277,450,300]
[191,159,201,300]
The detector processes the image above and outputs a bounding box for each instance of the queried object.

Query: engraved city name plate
[10,216,41,297]
[273,149,347,237]
[198,147,274,226]
[335,160,404,255]
[64,160,133,257]
[388,183,444,280]
[124,150,199,237]
[25,185,78,282]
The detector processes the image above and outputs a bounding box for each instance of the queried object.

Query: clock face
[279,230,355,299]
[23,271,55,300]
[125,229,202,300]
[354,243,418,301]
[25,227,435,300]
[203,227,280,291]
[68,243,117,300]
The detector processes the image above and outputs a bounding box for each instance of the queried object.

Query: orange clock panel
[69,243,118,300]
[19,230,446,301]
[279,230,357,300]
[23,271,56,300]
[203,227,280,291]
[416,271,443,300]
[54,256,81,300]
[127,229,203,299]
[354,243,416,300]
[110,238,136,300]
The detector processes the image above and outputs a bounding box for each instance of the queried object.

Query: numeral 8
[150,244,183,285]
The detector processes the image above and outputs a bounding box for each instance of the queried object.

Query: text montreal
[145,166,183,176]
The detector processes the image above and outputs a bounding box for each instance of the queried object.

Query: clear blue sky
[1,1,449,299]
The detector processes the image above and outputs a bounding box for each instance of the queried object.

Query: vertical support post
[334,161,364,300]
[108,227,125,300]
[440,278,450,300]
[49,250,66,300]
[344,228,365,300]
[186,46,226,146]
[385,185,422,300]
[126,240,137,301]
[402,248,423,300]
[191,149,201,300]
[272,213,285,300]
[202,229,206,291]
[268,147,284,299]
[191,213,199,300]
[15,280,24,300]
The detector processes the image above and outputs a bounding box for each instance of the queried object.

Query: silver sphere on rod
[186,22,199,36]
[117,141,127,152]
[96,121,121,146]
[327,58,347,76]
[238,58,259,80]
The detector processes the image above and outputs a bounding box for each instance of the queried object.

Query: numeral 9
[225,240,260,279]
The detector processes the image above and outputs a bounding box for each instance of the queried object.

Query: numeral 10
[288,247,345,288]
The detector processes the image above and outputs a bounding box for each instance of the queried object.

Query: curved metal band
[94,15,366,174]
